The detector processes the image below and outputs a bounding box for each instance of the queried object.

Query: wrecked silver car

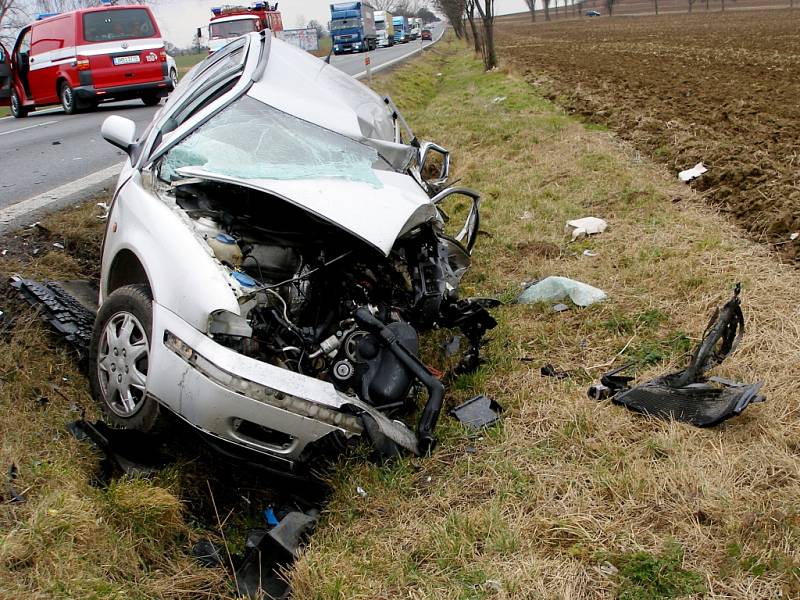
[92,32,495,469]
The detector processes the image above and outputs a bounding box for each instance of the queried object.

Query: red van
[0,5,173,118]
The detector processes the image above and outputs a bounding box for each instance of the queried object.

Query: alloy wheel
[96,312,150,417]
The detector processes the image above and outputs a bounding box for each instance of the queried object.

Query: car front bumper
[75,77,174,102]
[146,302,420,467]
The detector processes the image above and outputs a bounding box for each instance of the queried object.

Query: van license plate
[113,55,140,65]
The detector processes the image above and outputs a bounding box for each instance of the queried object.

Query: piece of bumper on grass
[613,378,765,427]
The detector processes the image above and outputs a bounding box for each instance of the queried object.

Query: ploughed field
[496,10,800,260]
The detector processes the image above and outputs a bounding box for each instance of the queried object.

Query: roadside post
[365,54,372,83]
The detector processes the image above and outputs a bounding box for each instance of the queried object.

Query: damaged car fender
[100,170,242,332]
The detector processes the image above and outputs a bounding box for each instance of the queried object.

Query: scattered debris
[10,278,98,362]
[517,276,607,307]
[68,420,169,479]
[264,506,280,527]
[192,539,224,568]
[552,303,570,313]
[442,335,462,357]
[450,394,503,429]
[678,162,708,182]
[588,284,765,426]
[541,363,570,379]
[51,140,61,145]
[52,242,64,250]
[235,510,319,599]
[6,464,25,504]
[791,232,799,241]
[565,216,607,242]
[519,210,533,220]
[491,96,507,104]
[96,202,110,220]
[356,486,368,498]
[583,249,598,257]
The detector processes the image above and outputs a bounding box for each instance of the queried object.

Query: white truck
[409,17,421,40]
[374,10,395,47]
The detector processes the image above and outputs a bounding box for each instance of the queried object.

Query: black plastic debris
[6,464,25,504]
[235,510,318,599]
[10,277,98,362]
[541,363,570,380]
[589,284,766,427]
[449,394,503,429]
[68,420,169,479]
[192,539,224,568]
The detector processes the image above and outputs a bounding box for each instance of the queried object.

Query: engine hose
[354,308,444,453]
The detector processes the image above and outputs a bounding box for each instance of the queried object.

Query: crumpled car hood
[176,166,439,255]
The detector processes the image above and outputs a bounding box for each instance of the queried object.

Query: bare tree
[434,0,467,38]
[523,0,537,21]
[465,0,481,54]
[687,0,695,12]
[606,0,615,15]
[654,0,659,15]
[543,0,551,20]
[0,0,27,47]
[472,0,496,70]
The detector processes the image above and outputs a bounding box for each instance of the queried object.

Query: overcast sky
[152,0,532,48]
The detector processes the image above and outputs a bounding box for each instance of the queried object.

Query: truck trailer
[374,10,394,47]
[391,14,408,43]
[330,1,376,54]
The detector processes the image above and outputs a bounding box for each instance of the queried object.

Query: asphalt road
[0,23,442,214]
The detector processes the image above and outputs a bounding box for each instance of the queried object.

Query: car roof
[246,34,395,143]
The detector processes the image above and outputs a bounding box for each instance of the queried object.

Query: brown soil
[496,9,800,261]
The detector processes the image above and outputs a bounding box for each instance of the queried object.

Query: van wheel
[141,94,161,106]
[89,284,163,432]
[60,82,77,115]
[169,68,178,89]
[10,90,29,118]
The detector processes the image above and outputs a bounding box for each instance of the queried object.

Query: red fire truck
[204,4,283,54]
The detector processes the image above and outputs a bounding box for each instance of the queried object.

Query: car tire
[60,82,77,115]
[10,90,28,118]
[89,284,163,432]
[141,94,161,106]
[169,68,178,89]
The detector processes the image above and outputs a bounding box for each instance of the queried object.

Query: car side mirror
[102,115,137,154]
[419,141,450,188]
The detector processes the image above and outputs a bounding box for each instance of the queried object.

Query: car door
[0,42,12,106]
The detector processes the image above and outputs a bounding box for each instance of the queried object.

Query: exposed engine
[174,181,496,444]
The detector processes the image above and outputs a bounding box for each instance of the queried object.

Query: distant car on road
[586,10,601,16]
[0,4,173,118]
[421,28,432,41]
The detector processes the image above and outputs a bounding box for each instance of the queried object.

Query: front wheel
[60,82,77,115]
[89,284,163,432]
[10,90,29,118]
[169,68,178,90]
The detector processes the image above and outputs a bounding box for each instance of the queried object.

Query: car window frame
[136,35,261,170]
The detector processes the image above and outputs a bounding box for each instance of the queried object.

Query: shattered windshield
[160,96,387,187]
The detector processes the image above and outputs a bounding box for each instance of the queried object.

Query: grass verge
[1,38,799,599]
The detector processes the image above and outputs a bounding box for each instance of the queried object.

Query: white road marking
[0,119,59,136]
[0,162,124,226]
[0,106,63,122]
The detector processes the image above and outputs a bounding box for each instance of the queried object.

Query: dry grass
[1,37,799,599]
[289,41,800,598]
